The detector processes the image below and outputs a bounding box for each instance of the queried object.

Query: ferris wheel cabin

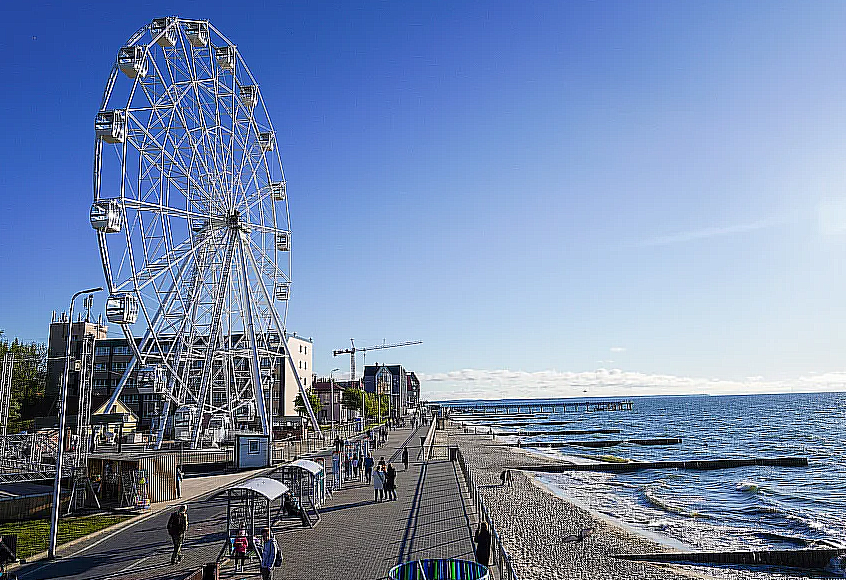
[234,401,257,423]
[90,199,123,233]
[215,45,236,71]
[137,365,167,394]
[185,21,209,47]
[173,405,197,441]
[118,46,148,79]
[270,181,286,201]
[257,131,275,152]
[105,293,139,325]
[95,110,127,144]
[276,231,290,252]
[240,85,258,110]
[151,17,178,47]
[275,284,290,301]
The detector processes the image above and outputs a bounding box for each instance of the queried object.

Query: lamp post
[49,286,103,559]
[330,368,339,440]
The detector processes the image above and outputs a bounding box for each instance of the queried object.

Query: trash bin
[449,446,459,462]
[202,562,219,580]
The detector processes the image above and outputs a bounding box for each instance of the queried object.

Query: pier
[509,438,682,448]
[439,399,634,415]
[615,548,846,571]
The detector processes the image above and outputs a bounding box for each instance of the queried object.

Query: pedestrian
[167,504,188,564]
[351,454,359,480]
[232,528,248,572]
[373,464,385,502]
[364,453,374,483]
[175,465,183,498]
[402,447,409,471]
[385,462,397,501]
[474,521,491,566]
[344,452,352,479]
[259,527,279,580]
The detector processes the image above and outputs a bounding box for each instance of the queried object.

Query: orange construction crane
[333,339,422,381]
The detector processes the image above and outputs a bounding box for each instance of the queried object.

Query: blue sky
[3,1,846,399]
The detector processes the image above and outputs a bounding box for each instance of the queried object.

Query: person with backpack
[232,528,248,572]
[363,453,374,483]
[259,527,281,579]
[166,505,188,564]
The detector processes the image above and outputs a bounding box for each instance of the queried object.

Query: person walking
[474,521,492,566]
[401,447,409,471]
[373,464,385,502]
[385,462,397,501]
[351,453,359,480]
[232,528,248,572]
[167,504,188,564]
[259,527,279,580]
[175,465,183,498]
[363,453,374,483]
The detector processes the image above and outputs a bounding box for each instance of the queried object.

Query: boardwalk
[14,422,478,580]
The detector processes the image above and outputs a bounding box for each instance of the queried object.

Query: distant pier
[438,399,634,415]
[515,456,809,473]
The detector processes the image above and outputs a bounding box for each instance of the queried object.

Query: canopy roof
[287,458,323,475]
[230,477,289,500]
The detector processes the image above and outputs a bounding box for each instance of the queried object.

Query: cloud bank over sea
[419,368,846,401]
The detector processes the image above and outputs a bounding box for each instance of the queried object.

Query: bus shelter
[216,477,288,562]
[274,458,326,528]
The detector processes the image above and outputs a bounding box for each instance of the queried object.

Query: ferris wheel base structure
[90,16,319,448]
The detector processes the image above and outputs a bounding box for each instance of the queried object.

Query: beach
[441,421,800,580]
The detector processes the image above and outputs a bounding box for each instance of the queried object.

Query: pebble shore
[442,423,794,580]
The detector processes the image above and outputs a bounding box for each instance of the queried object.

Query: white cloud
[610,347,626,353]
[625,219,785,249]
[419,368,846,401]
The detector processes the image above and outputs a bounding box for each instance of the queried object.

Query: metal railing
[454,447,520,580]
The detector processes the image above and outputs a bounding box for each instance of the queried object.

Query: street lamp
[49,286,103,559]
[329,368,340,440]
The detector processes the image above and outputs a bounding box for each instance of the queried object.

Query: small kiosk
[217,477,289,563]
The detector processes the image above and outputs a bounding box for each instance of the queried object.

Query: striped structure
[388,558,489,580]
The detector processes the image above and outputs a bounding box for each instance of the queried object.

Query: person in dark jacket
[401,447,409,470]
[474,521,491,566]
[385,463,397,500]
[167,505,188,564]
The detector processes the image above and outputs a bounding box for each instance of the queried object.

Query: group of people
[371,456,398,501]
[167,504,281,579]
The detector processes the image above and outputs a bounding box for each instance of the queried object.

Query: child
[233,528,248,571]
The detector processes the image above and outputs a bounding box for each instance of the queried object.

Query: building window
[94,363,107,371]
[298,360,302,369]
[304,361,307,370]
[95,346,110,357]
[299,344,302,353]
[112,361,128,372]
[248,440,260,455]
[94,378,109,388]
[113,346,131,355]
[261,357,271,368]
[304,346,308,355]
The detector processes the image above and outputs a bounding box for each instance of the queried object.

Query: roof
[230,477,289,500]
[287,458,323,475]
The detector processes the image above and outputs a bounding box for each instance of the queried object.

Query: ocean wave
[640,487,710,519]
[735,480,761,493]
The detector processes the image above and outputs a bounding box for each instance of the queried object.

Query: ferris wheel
[90,17,319,448]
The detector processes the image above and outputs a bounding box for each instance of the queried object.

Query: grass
[597,455,630,463]
[0,514,133,559]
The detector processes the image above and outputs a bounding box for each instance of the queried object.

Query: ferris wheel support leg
[236,234,270,438]
[243,240,321,435]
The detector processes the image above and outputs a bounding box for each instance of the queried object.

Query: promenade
[13,422,478,580]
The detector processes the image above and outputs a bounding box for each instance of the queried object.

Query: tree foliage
[342,387,389,418]
[294,390,322,418]
[0,336,48,431]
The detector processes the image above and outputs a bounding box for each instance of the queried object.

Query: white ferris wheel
[89,17,319,448]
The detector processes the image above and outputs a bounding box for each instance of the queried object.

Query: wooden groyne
[615,548,846,571]
[510,438,681,448]
[516,457,808,473]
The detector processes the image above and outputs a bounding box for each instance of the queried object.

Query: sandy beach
[441,421,798,580]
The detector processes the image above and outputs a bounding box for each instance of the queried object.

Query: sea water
[460,392,846,552]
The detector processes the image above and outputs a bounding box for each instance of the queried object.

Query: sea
[451,391,846,553]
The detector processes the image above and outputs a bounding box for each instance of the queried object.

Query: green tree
[0,337,48,431]
[294,390,322,418]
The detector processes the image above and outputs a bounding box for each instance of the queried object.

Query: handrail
[455,447,520,580]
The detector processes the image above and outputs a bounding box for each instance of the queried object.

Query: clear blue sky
[3,1,846,398]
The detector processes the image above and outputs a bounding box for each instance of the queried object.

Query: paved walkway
[13,423,479,580]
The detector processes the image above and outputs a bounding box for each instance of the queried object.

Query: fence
[454,447,520,580]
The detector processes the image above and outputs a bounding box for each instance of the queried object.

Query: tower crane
[333,339,422,381]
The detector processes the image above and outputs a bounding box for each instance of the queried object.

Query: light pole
[49,286,103,559]
[330,368,339,440]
